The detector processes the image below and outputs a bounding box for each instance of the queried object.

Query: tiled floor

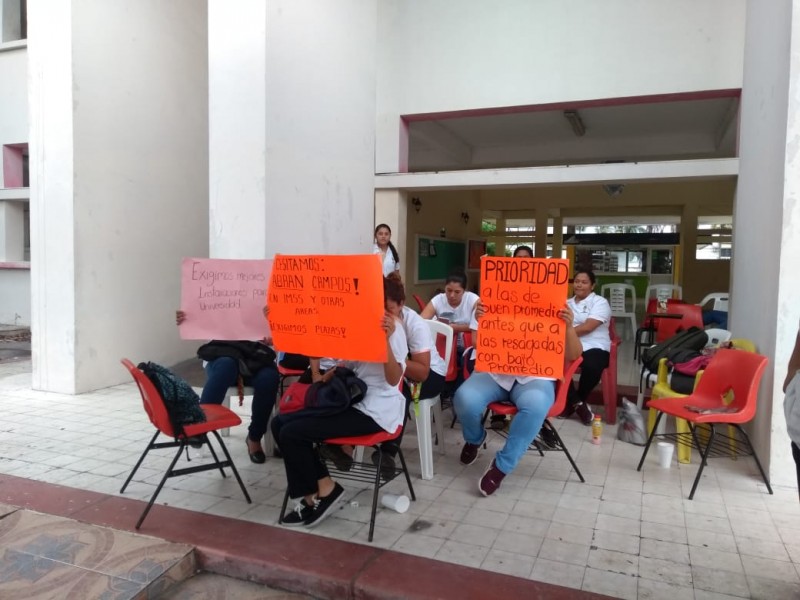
[0,503,194,598]
[1,345,799,600]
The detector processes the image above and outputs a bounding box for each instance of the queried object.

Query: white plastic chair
[413,320,453,480]
[704,328,732,347]
[222,386,253,437]
[600,283,637,340]
[698,293,729,312]
[644,284,683,304]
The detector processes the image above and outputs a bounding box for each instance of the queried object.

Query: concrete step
[156,572,314,599]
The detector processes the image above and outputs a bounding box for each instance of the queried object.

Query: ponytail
[387,241,399,265]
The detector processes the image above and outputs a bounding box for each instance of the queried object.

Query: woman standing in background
[374,224,400,277]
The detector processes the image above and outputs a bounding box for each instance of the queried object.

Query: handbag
[277,367,367,419]
[196,340,276,377]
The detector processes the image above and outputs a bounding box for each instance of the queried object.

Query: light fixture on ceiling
[602,159,625,198]
[411,197,422,213]
[563,109,586,137]
[603,184,626,198]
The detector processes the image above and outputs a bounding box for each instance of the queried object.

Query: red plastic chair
[277,426,415,542]
[120,359,251,529]
[653,302,704,344]
[601,318,621,424]
[481,357,585,482]
[637,349,773,500]
[412,294,426,312]
[634,297,682,360]
[278,364,306,396]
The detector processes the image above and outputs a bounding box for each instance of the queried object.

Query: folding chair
[481,357,585,482]
[120,359,251,529]
[278,427,416,542]
[637,349,772,500]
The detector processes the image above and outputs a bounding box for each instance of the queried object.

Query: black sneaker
[281,499,314,527]
[318,444,353,471]
[557,404,576,420]
[304,482,345,528]
[575,402,594,426]
[371,450,396,479]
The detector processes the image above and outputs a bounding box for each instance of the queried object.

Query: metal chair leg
[121,430,159,493]
[637,410,664,471]
[548,421,584,482]
[210,431,251,503]
[734,424,774,495]
[688,424,715,500]
[136,443,185,529]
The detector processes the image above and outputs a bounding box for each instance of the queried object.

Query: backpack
[196,340,277,377]
[138,362,206,435]
[641,327,708,373]
[277,367,368,419]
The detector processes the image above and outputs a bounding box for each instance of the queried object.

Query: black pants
[271,408,382,499]
[793,441,800,501]
[382,371,447,457]
[568,348,610,406]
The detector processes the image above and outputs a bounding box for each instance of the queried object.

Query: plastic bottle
[591,415,603,445]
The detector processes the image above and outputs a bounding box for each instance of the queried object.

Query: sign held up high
[475,256,570,378]
[267,254,386,363]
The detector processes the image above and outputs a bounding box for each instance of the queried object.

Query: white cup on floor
[657,441,675,468]
[380,493,410,514]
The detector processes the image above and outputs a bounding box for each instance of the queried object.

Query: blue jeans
[201,356,279,442]
[454,372,555,475]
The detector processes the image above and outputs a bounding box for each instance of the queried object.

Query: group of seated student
[182,255,612,524]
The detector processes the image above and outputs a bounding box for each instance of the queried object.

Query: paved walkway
[1,353,799,599]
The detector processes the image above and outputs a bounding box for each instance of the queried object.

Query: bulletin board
[415,235,467,284]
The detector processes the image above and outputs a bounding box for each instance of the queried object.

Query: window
[1,0,26,43]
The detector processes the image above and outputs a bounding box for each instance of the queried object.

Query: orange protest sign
[475,256,570,378]
[267,254,387,363]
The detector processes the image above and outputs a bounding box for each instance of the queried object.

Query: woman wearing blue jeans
[176,310,279,464]
[455,302,582,496]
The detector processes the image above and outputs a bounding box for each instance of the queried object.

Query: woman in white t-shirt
[374,223,400,277]
[272,276,408,529]
[560,268,612,426]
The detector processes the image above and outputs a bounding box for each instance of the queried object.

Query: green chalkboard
[415,235,467,284]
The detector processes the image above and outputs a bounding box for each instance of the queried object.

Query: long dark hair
[375,223,399,265]
[384,272,406,304]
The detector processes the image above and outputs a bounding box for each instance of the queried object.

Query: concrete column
[29,0,208,393]
[375,189,408,281]
[0,201,24,261]
[552,216,563,258]
[734,0,798,485]
[534,210,548,258]
[495,215,507,257]
[679,203,698,290]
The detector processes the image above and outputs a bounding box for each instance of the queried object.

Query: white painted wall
[30,0,208,393]
[262,0,377,256]
[732,0,794,484]
[0,267,29,325]
[208,0,267,259]
[376,0,747,172]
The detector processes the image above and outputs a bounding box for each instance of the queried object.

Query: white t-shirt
[402,306,447,377]
[349,325,408,433]
[430,291,479,325]
[568,292,611,352]
[374,243,399,277]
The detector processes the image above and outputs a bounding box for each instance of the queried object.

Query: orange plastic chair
[277,427,415,542]
[636,349,773,500]
[412,294,426,312]
[482,357,585,482]
[120,359,251,528]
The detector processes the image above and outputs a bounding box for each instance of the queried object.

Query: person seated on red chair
[272,276,409,528]
[559,268,612,426]
[175,309,279,464]
[455,301,582,496]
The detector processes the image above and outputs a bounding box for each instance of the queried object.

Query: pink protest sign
[179,258,272,340]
